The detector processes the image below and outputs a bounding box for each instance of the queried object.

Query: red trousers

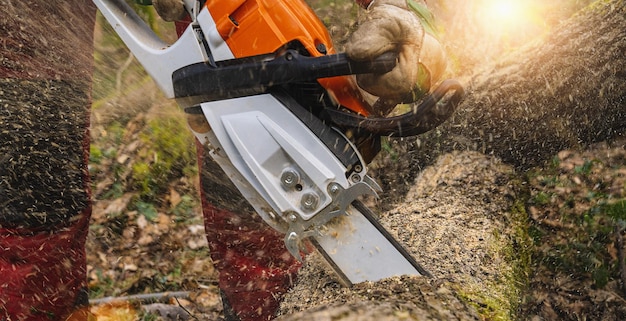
[0,2,299,320]
[197,145,301,321]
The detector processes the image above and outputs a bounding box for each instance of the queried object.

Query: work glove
[152,0,187,22]
[346,0,446,113]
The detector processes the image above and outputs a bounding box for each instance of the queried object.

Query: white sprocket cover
[190,94,427,284]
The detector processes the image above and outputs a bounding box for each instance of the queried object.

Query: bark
[0,1,96,319]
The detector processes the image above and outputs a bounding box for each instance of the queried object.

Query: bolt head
[281,169,300,189]
[301,192,319,211]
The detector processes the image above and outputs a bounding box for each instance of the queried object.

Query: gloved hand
[346,0,446,110]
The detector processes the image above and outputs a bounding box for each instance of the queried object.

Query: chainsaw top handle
[176,49,464,139]
[172,50,397,101]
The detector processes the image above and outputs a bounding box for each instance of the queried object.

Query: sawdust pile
[278,151,523,320]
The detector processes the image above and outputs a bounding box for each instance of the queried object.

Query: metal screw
[288,212,298,222]
[328,183,340,195]
[281,169,300,189]
[350,173,361,183]
[354,164,363,173]
[316,43,327,54]
[301,192,319,211]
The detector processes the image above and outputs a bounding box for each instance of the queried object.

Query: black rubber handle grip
[172,50,397,99]
[323,79,465,137]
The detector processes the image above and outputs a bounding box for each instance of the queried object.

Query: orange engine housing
[205,0,371,115]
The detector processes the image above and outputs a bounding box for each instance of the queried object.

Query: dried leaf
[169,188,182,208]
[124,263,138,272]
[137,214,148,230]
[103,194,133,215]
[91,302,137,321]
[142,303,190,321]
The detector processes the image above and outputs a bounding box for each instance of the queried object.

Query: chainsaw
[93,0,463,285]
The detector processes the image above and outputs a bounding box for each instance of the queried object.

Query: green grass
[527,155,626,291]
[92,9,200,223]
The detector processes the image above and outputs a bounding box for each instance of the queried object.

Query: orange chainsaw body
[205,0,371,115]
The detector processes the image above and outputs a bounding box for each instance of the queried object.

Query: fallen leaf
[169,188,182,208]
[188,237,208,250]
[158,213,171,231]
[188,224,205,235]
[91,302,137,321]
[138,234,154,246]
[103,194,133,215]
[116,154,129,164]
[142,303,190,321]
[607,242,618,261]
[124,263,138,272]
[137,215,148,230]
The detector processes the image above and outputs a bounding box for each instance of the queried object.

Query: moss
[454,198,532,321]
[574,159,598,176]
[380,137,399,161]
[171,194,199,222]
[90,145,104,164]
[455,281,512,321]
[131,162,153,197]
[132,200,158,221]
[508,200,533,287]
[605,199,626,221]
[531,191,551,205]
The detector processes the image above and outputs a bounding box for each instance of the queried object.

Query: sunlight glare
[484,0,524,26]
[478,0,544,43]
[490,1,516,19]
